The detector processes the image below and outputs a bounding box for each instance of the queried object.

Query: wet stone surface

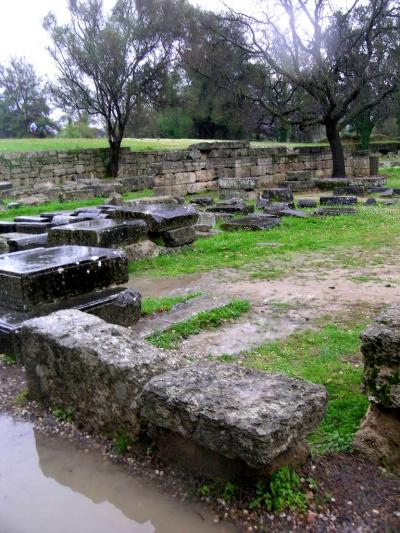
[0,246,128,311]
[141,363,327,479]
[111,204,199,232]
[1,233,48,253]
[320,196,358,206]
[48,219,148,248]
[21,309,183,435]
[221,215,281,231]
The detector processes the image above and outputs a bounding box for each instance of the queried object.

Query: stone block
[261,188,294,203]
[360,305,400,408]
[20,310,183,435]
[221,215,281,231]
[297,199,317,208]
[111,204,198,232]
[140,363,327,481]
[48,219,148,248]
[160,226,196,247]
[320,196,358,206]
[314,207,356,216]
[0,246,128,311]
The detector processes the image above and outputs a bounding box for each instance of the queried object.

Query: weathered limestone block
[314,207,356,216]
[360,305,400,408]
[161,226,196,247]
[218,177,258,190]
[140,363,327,481]
[21,309,183,435]
[221,215,281,231]
[261,188,294,203]
[195,211,216,232]
[297,199,317,208]
[0,237,8,254]
[353,404,400,472]
[320,196,358,206]
[111,204,199,232]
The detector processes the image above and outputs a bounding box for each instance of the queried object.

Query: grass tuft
[141,292,202,315]
[146,299,250,349]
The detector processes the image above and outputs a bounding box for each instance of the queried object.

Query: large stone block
[140,363,327,481]
[20,310,183,435]
[160,226,196,247]
[320,196,358,206]
[261,188,294,203]
[360,305,400,409]
[0,246,128,311]
[111,204,199,232]
[221,215,281,231]
[48,219,148,247]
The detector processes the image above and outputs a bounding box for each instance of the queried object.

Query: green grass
[146,299,250,349]
[241,322,368,455]
[382,166,400,188]
[1,137,396,153]
[0,189,153,220]
[141,292,202,316]
[129,203,400,278]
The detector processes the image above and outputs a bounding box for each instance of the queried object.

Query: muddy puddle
[0,414,236,533]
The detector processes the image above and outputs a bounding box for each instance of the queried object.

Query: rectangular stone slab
[0,287,141,357]
[0,246,128,311]
[48,219,148,247]
[111,204,199,232]
[15,222,53,234]
[140,363,327,472]
[0,222,16,233]
[19,309,183,435]
[1,233,48,253]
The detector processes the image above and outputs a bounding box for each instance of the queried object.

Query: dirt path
[127,249,400,355]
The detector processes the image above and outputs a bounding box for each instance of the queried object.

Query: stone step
[132,295,231,337]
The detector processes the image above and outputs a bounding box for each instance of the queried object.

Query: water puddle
[0,414,236,533]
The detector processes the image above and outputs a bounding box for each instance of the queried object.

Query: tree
[227,0,400,177]
[44,0,179,176]
[0,57,51,137]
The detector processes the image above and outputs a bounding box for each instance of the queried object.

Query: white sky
[0,0,256,79]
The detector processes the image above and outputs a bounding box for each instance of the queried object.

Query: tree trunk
[325,121,346,177]
[108,139,121,177]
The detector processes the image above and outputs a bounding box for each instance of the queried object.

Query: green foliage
[250,468,307,512]
[141,292,202,315]
[158,108,194,139]
[383,166,400,188]
[59,114,99,138]
[146,299,250,349]
[114,429,132,455]
[2,353,16,366]
[15,389,28,406]
[243,323,368,454]
[52,406,74,422]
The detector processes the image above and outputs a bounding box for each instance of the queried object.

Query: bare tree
[44,0,179,176]
[226,0,400,177]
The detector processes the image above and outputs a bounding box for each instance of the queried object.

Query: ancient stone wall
[0,141,383,196]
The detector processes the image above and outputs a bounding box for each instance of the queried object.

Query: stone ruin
[353,305,400,473]
[19,309,328,483]
[0,245,140,357]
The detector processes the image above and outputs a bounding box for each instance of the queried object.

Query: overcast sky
[0,0,257,79]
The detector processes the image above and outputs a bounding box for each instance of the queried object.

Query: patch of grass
[250,468,308,513]
[382,166,400,188]
[242,322,368,454]
[146,299,250,349]
[129,203,400,278]
[141,292,202,316]
[15,388,28,406]
[113,429,132,455]
[52,406,75,422]
[0,189,153,221]
[1,353,16,366]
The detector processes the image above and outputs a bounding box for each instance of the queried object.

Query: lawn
[129,202,400,278]
[0,137,396,153]
[0,189,154,221]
